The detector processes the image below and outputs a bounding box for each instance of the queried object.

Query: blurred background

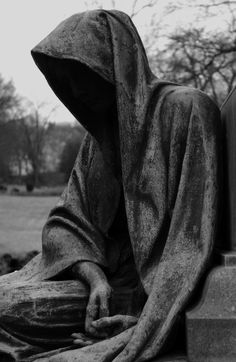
[0,0,235,273]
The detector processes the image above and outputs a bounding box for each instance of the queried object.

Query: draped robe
[0,9,221,362]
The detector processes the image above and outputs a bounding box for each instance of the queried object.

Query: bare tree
[0,75,19,124]
[166,0,236,12]
[144,0,236,105]
[0,75,21,180]
[17,103,56,186]
[83,0,158,18]
[190,0,236,9]
[83,0,104,9]
[129,0,156,18]
[148,25,236,105]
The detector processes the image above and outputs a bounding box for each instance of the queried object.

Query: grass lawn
[0,195,58,256]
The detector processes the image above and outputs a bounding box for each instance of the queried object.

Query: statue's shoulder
[163,84,219,112]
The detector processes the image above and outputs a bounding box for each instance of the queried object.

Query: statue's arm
[40,133,108,280]
[71,261,112,336]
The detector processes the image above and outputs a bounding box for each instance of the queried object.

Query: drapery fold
[0,9,221,361]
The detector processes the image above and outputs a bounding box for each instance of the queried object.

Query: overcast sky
[0,0,228,124]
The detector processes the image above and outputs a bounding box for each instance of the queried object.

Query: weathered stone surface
[186,253,236,362]
[0,8,221,362]
[151,355,187,361]
[221,86,236,251]
[221,251,236,266]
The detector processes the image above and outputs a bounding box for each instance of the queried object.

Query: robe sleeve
[114,88,221,362]
[39,133,108,279]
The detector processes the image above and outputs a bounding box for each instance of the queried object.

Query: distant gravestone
[186,87,236,362]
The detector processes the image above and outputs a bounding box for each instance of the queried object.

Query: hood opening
[31,52,116,139]
[32,52,121,178]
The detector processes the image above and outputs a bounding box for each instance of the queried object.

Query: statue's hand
[71,261,112,337]
[85,281,113,337]
[91,314,138,337]
[71,315,137,346]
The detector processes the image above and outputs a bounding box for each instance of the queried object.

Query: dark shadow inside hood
[31,52,116,139]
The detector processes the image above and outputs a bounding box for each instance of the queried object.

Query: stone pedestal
[186,252,236,362]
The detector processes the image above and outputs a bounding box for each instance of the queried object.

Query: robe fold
[0,9,221,362]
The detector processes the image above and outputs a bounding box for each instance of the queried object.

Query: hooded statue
[0,9,221,362]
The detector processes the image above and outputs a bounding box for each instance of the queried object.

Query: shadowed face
[52,59,116,114]
[43,56,121,175]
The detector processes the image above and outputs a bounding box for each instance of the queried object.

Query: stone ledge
[186,256,236,362]
[221,251,236,267]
